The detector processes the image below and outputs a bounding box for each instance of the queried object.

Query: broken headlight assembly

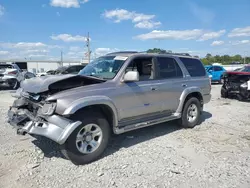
[41,102,57,115]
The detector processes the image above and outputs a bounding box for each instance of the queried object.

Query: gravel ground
[0,85,250,188]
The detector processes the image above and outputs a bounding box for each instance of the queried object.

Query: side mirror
[208,69,213,73]
[123,71,139,82]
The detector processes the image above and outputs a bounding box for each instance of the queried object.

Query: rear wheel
[60,112,111,165]
[179,97,201,128]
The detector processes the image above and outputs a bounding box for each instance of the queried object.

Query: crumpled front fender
[63,95,119,127]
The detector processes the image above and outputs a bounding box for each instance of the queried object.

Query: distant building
[3,59,89,73]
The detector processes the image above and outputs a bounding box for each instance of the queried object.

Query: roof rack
[158,52,191,56]
[106,51,138,55]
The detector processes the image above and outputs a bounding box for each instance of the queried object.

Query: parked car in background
[52,65,86,75]
[36,65,86,77]
[221,66,250,101]
[205,65,226,84]
[0,63,36,89]
[233,64,250,72]
[8,51,211,165]
[36,70,56,77]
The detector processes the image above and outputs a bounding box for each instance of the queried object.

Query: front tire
[61,112,111,165]
[179,97,201,128]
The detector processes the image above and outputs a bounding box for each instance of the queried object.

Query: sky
[0,0,250,61]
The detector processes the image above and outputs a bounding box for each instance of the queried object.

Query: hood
[21,74,105,94]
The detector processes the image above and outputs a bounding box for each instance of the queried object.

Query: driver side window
[125,57,154,81]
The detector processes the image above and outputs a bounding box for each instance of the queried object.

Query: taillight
[8,71,17,75]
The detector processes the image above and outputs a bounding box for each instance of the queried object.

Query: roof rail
[145,51,191,57]
[106,51,138,55]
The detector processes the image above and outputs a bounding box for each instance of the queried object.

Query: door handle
[151,87,157,91]
[182,84,187,87]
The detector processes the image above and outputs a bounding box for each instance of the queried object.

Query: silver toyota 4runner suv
[8,51,211,165]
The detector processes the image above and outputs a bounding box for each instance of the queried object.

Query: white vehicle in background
[0,63,36,89]
[36,72,48,77]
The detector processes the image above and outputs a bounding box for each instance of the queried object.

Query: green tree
[201,58,210,65]
[147,48,167,53]
[206,53,212,59]
[232,54,242,62]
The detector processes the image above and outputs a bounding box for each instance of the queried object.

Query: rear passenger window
[157,57,183,79]
[214,66,223,71]
[179,57,206,77]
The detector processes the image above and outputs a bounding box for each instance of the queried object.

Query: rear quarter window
[179,57,206,77]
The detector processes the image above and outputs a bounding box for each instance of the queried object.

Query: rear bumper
[8,106,82,144]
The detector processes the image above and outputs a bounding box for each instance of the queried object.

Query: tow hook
[17,128,27,136]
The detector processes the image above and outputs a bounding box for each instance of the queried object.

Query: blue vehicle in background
[205,65,226,84]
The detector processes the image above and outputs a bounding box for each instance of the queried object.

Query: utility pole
[244,51,247,64]
[61,50,63,66]
[86,32,91,64]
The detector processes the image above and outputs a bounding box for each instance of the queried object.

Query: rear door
[154,56,185,113]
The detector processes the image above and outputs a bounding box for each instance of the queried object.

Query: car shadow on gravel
[104,111,212,156]
[31,136,67,159]
[30,111,212,161]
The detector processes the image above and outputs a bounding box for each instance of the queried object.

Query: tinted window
[75,65,84,72]
[0,64,13,69]
[214,66,223,71]
[157,57,183,79]
[66,66,78,74]
[24,72,36,79]
[179,57,206,77]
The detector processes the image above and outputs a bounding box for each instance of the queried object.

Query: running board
[114,114,181,134]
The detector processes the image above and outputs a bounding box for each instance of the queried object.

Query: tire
[221,86,228,98]
[60,111,111,165]
[179,97,201,128]
[9,79,20,90]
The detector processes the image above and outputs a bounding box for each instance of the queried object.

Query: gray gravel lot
[0,85,250,188]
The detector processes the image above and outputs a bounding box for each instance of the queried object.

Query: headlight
[41,102,57,115]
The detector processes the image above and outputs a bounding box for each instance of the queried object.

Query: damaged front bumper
[8,98,82,145]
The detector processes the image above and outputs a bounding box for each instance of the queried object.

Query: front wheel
[179,97,201,128]
[60,112,111,165]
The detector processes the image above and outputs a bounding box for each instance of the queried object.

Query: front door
[113,56,162,123]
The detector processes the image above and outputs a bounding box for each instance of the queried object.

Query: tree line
[146,48,250,65]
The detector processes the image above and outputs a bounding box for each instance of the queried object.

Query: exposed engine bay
[221,72,250,101]
[8,75,106,131]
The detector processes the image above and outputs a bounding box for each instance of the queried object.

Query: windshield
[0,64,12,69]
[237,66,250,72]
[78,55,127,79]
